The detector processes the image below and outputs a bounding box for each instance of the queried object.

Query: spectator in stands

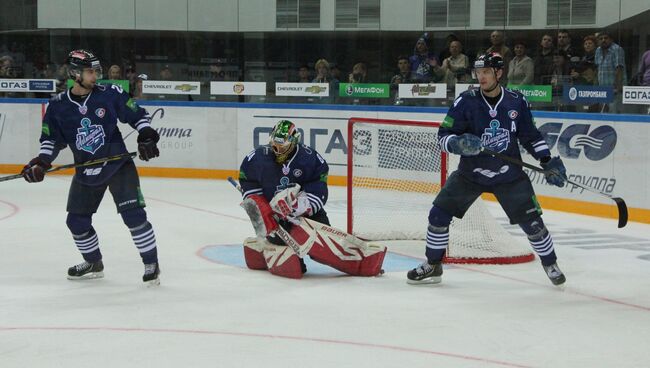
[639,49,650,113]
[107,65,122,80]
[570,35,598,86]
[557,30,579,60]
[410,33,444,83]
[296,64,311,83]
[312,58,338,104]
[550,50,571,102]
[595,30,626,113]
[159,65,173,80]
[441,40,470,88]
[330,64,342,82]
[639,48,650,87]
[508,40,534,86]
[438,33,460,63]
[485,30,513,84]
[534,34,555,85]
[390,55,413,105]
[0,55,14,77]
[348,62,368,83]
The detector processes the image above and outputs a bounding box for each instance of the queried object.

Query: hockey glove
[540,156,567,187]
[137,127,160,161]
[291,191,313,218]
[270,185,301,219]
[447,134,482,156]
[21,157,52,183]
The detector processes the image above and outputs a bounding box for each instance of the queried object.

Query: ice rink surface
[1,176,649,368]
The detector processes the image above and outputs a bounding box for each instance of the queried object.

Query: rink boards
[0,98,648,224]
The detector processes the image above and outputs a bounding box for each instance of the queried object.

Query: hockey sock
[73,227,102,263]
[129,221,158,264]
[425,225,449,263]
[520,218,557,266]
[425,206,452,263]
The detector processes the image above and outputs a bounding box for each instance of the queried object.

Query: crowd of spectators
[1,29,649,113]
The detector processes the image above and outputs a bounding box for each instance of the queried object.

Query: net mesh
[348,118,533,264]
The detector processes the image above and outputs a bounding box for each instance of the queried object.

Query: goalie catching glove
[270,185,313,222]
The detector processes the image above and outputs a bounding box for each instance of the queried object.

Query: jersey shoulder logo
[481,119,510,153]
[75,118,105,154]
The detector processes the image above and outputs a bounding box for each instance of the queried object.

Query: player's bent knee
[519,217,548,240]
[428,206,452,229]
[120,207,147,228]
[66,213,93,235]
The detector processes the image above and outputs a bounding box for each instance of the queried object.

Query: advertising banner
[142,80,201,95]
[397,83,446,99]
[275,82,329,97]
[622,86,650,105]
[507,84,553,102]
[210,81,266,96]
[562,85,613,104]
[339,83,390,98]
[0,79,56,92]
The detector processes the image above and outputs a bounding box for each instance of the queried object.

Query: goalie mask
[66,49,103,87]
[270,120,301,164]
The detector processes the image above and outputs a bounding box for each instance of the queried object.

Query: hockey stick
[480,147,628,228]
[227,176,306,255]
[0,151,137,183]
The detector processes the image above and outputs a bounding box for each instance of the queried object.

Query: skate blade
[67,271,104,281]
[406,276,441,285]
[144,277,160,287]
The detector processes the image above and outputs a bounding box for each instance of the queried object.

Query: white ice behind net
[349,121,533,263]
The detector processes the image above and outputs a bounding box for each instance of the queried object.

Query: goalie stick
[0,151,137,183]
[227,176,305,255]
[480,147,628,228]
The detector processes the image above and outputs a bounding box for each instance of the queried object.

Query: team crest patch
[293,169,303,177]
[78,105,88,115]
[282,164,290,175]
[95,108,105,118]
[75,118,105,154]
[481,119,510,153]
[508,110,518,119]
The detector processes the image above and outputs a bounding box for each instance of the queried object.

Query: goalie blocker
[240,191,387,279]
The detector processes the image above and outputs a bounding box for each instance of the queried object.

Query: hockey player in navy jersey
[21,49,162,285]
[407,52,568,286]
[237,120,386,278]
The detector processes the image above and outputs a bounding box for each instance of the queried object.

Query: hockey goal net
[347,117,534,264]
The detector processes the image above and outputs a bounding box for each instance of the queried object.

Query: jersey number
[111,84,124,94]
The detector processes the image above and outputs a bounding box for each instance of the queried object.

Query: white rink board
[0,101,648,210]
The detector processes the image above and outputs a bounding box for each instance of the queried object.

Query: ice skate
[407,261,442,285]
[67,260,104,280]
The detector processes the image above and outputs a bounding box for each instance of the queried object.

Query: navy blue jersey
[438,86,551,185]
[239,144,329,214]
[38,84,151,186]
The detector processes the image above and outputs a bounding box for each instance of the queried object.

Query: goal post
[346,117,534,264]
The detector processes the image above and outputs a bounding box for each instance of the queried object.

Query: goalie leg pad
[302,219,387,276]
[263,243,304,279]
[243,237,268,270]
[243,237,304,278]
[241,194,279,238]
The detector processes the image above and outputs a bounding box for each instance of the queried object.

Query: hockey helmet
[67,49,103,80]
[270,120,301,163]
[473,52,504,70]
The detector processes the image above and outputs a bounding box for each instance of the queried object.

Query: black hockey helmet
[473,52,504,70]
[66,49,102,80]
